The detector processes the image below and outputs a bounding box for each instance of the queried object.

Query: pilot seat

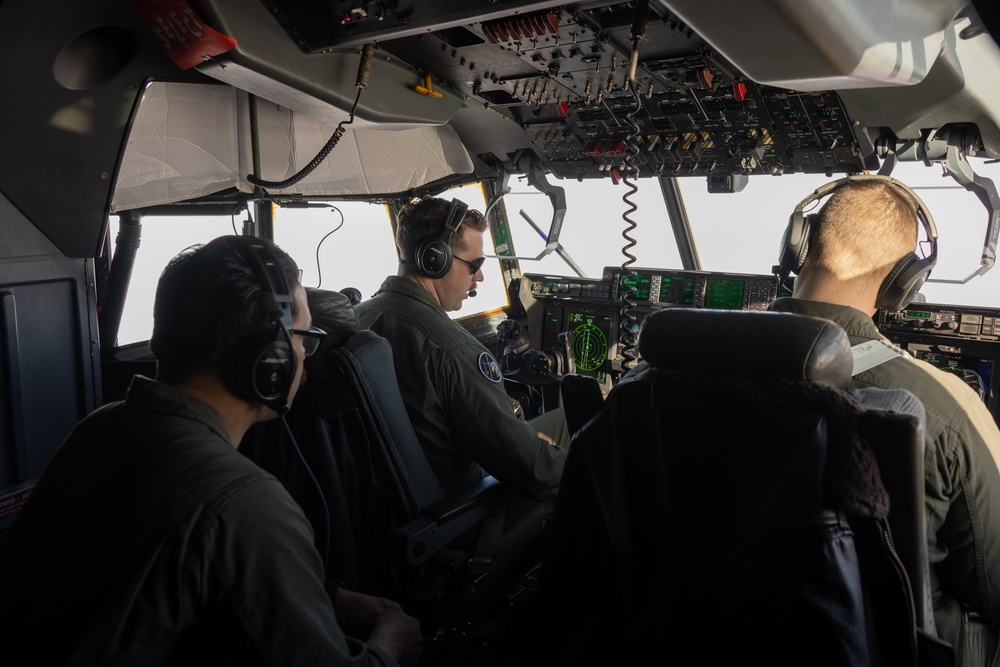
[533,307,952,667]
[241,289,536,636]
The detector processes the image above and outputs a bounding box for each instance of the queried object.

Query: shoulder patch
[478,352,503,383]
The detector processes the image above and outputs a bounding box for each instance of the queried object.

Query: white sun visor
[112,81,474,211]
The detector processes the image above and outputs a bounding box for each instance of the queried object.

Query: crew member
[355,197,569,501]
[0,236,422,666]
[769,176,1000,666]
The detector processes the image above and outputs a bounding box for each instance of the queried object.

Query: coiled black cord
[247,44,374,192]
[247,90,362,191]
[618,83,643,371]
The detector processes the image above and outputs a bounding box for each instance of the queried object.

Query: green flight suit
[770,298,1000,667]
[355,275,568,501]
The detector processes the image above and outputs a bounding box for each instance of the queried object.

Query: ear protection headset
[776,174,938,312]
[222,236,296,413]
[412,198,470,279]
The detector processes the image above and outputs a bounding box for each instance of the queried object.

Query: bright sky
[109,159,1000,345]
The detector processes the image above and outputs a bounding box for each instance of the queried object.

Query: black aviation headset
[776,174,938,312]
[222,236,297,413]
[410,198,470,279]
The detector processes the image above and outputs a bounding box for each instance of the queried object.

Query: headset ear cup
[227,330,295,405]
[778,211,814,277]
[221,236,296,412]
[411,198,468,279]
[250,339,294,403]
[415,238,453,279]
[876,253,932,311]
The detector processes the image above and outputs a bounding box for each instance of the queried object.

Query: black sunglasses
[290,326,327,356]
[454,255,486,274]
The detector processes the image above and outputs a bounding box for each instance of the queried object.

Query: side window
[107,214,236,346]
[272,201,399,304]
[109,185,512,347]
[272,183,509,318]
[887,160,1000,309]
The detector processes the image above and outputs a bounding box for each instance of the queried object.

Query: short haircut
[150,236,301,387]
[395,197,488,267]
[805,179,919,288]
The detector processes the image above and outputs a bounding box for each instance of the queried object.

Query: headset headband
[410,198,470,279]
[221,236,296,412]
[777,174,938,311]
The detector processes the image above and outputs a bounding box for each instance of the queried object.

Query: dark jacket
[0,376,396,667]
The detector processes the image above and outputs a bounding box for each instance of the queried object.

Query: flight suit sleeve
[433,342,567,501]
[211,476,401,667]
[924,375,1000,626]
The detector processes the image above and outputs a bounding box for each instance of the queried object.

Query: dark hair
[150,236,301,387]
[395,197,487,265]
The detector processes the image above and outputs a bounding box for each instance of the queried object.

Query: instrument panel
[879,303,1000,422]
[526,266,780,309]
[520,270,1000,428]
[522,267,782,389]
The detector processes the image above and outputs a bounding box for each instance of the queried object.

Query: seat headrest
[637,308,853,389]
[306,288,358,350]
[302,289,360,417]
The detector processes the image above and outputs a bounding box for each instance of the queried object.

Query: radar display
[568,311,610,372]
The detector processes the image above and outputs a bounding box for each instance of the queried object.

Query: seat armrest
[561,374,605,436]
[395,476,509,566]
[423,475,506,522]
[860,409,930,632]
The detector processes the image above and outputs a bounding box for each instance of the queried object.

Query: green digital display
[905,310,932,319]
[567,310,612,381]
[704,278,745,310]
[619,273,651,302]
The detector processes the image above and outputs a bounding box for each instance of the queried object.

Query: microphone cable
[280,414,331,573]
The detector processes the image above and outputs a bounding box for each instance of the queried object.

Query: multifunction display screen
[704,278,746,310]
[659,276,696,305]
[567,310,613,383]
[910,344,994,404]
[618,272,652,302]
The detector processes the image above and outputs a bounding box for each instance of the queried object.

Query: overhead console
[523,57,871,181]
[196,0,1000,187]
[879,303,1000,425]
[520,267,781,390]
[379,3,879,181]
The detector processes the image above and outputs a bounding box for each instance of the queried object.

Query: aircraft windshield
[108,158,1000,346]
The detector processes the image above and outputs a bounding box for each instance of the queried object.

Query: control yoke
[879,127,1000,283]
[486,150,567,262]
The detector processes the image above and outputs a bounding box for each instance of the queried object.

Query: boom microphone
[468,290,477,297]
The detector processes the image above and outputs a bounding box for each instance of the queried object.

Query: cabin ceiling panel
[113,82,475,210]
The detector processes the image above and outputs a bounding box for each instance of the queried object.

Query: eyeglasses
[290,326,327,356]
[454,255,486,274]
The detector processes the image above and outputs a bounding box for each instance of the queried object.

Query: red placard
[131,0,237,70]
[0,488,32,520]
